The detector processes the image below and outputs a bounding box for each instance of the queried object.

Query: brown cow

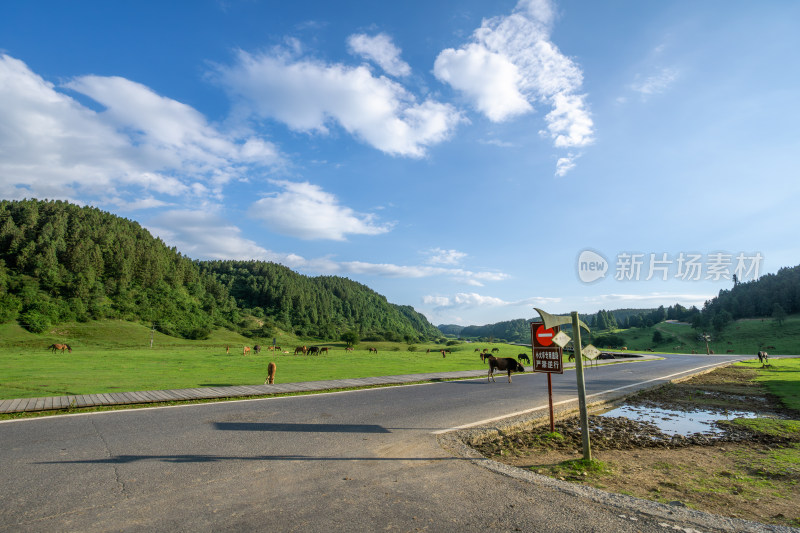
[243,346,250,356]
[265,362,277,384]
[320,347,329,354]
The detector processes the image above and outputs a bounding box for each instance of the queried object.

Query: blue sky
[2,0,799,326]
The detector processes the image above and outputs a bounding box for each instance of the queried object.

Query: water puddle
[600,405,758,437]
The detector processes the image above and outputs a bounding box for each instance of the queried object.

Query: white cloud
[147,210,273,260]
[145,208,508,286]
[631,67,679,97]
[424,247,467,265]
[433,0,593,166]
[250,180,394,241]
[555,153,578,177]
[434,44,532,121]
[424,292,560,309]
[216,49,463,157]
[586,292,712,308]
[347,33,411,77]
[0,54,282,204]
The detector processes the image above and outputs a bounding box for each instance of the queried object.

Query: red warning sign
[534,324,555,346]
[531,323,563,374]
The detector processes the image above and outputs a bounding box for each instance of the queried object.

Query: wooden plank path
[0,356,653,415]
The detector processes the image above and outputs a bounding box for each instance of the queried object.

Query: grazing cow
[368,347,378,354]
[491,348,500,353]
[253,344,261,354]
[265,362,277,384]
[568,352,575,362]
[474,348,480,352]
[307,346,320,356]
[49,343,72,354]
[226,345,230,355]
[440,350,446,358]
[517,353,530,364]
[621,347,628,351]
[243,346,250,356]
[294,346,307,355]
[487,356,525,383]
[346,347,354,352]
[320,347,329,354]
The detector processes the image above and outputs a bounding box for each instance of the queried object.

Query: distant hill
[201,260,440,340]
[437,324,463,336]
[0,199,439,341]
[702,265,800,320]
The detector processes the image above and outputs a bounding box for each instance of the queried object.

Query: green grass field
[0,320,534,399]
[736,357,800,411]
[600,314,800,356]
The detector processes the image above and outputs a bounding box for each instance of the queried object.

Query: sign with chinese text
[531,323,564,374]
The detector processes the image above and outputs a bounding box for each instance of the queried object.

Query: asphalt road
[0,354,787,533]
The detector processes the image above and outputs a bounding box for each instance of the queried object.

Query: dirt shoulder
[469,365,800,529]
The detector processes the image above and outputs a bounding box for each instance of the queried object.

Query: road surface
[1,354,783,532]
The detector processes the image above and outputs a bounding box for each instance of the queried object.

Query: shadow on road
[213,421,391,433]
[36,454,462,464]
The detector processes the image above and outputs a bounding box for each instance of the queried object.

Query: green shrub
[20,310,50,333]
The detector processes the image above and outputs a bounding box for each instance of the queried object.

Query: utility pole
[150,323,155,348]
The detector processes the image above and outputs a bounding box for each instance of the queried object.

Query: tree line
[0,199,439,341]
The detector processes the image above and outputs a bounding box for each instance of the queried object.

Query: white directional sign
[582,344,600,360]
[552,330,571,348]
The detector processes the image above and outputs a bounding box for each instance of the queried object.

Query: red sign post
[531,322,564,432]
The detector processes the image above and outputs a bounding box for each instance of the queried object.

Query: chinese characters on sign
[531,323,564,374]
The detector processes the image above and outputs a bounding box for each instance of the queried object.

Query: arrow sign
[582,344,600,360]
[552,330,571,348]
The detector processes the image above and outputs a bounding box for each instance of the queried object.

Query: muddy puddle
[599,405,758,437]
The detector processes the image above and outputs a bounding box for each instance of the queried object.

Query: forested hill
[0,199,438,341]
[200,260,440,340]
[701,264,800,321]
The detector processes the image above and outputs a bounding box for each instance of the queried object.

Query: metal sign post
[571,311,592,461]
[533,308,592,461]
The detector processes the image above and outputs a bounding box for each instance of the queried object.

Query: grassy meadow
[0,320,531,399]
[600,314,800,356]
